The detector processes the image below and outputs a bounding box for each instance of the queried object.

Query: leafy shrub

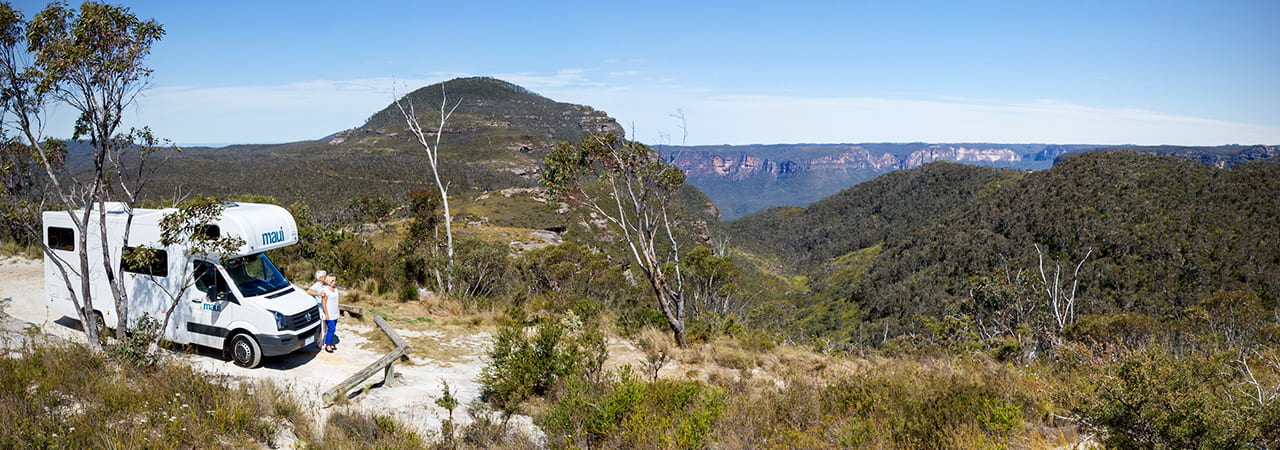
[479,320,608,411]
[617,306,670,338]
[1068,345,1273,449]
[436,382,460,445]
[990,337,1022,362]
[539,369,726,449]
[1184,290,1278,347]
[399,283,419,301]
[1065,312,1168,347]
[105,315,163,367]
[513,242,632,319]
[324,411,422,448]
[450,236,510,300]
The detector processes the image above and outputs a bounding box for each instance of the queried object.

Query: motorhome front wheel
[230,334,262,368]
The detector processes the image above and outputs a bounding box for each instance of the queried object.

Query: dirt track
[0,256,544,444]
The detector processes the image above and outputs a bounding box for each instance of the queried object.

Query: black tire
[85,310,108,341]
[229,333,262,368]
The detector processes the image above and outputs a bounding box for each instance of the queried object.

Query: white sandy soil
[0,256,544,445]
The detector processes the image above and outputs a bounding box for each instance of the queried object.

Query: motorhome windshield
[223,253,290,297]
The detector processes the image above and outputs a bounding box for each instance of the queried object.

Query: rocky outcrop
[327,77,625,152]
[570,105,625,138]
[667,153,809,180]
[902,145,1022,167]
[667,144,1030,179]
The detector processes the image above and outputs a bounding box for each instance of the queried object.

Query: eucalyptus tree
[543,133,692,347]
[0,1,164,347]
[395,83,461,293]
[1035,244,1092,334]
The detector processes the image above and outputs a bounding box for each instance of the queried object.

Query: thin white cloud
[551,89,1280,146]
[664,94,1280,146]
[489,69,602,90]
[37,71,1276,147]
[124,77,439,144]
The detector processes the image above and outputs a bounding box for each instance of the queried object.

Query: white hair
[315,270,327,280]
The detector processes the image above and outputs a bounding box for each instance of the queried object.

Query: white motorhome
[42,202,322,368]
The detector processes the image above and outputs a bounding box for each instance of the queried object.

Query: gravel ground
[0,256,544,445]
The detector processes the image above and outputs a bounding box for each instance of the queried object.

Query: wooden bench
[339,304,363,318]
[322,315,410,405]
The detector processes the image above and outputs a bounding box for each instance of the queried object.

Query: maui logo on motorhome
[261,227,287,245]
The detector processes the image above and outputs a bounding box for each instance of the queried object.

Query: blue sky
[12,0,1280,146]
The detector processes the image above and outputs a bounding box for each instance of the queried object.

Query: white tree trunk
[395,83,460,293]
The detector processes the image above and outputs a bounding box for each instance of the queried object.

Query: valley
[5,76,1280,448]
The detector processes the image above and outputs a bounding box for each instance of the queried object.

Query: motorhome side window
[47,227,74,251]
[193,260,232,302]
[122,247,168,277]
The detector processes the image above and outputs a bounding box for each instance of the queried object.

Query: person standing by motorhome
[322,274,340,352]
[306,270,327,343]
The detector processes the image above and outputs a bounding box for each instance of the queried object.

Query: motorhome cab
[43,202,321,368]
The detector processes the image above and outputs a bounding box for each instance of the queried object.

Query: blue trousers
[324,319,337,347]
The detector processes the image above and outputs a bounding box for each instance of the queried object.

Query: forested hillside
[729,161,1013,269]
[666,142,1279,219]
[102,77,627,224]
[1057,144,1280,168]
[731,151,1280,344]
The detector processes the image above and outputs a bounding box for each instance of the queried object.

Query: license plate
[305,336,315,346]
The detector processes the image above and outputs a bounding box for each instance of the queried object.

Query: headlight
[271,310,287,330]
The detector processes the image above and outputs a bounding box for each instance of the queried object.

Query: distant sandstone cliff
[666,144,1043,180]
[660,143,1279,220]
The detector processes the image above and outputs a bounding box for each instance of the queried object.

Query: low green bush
[1068,345,1280,449]
[324,410,423,448]
[478,320,608,411]
[539,369,726,449]
[105,315,163,368]
[0,342,282,447]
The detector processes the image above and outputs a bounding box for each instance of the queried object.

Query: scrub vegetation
[0,339,284,447]
[1,2,1278,443]
[8,130,1280,448]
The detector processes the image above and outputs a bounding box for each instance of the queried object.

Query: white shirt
[322,285,340,320]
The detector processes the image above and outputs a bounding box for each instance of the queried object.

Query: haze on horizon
[10,0,1280,147]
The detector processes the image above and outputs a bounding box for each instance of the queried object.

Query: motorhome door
[189,260,234,347]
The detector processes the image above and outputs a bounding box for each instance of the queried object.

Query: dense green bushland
[732,152,1280,346]
[473,311,1280,449]
[729,161,1012,270]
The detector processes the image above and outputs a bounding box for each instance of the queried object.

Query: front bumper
[257,324,321,356]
